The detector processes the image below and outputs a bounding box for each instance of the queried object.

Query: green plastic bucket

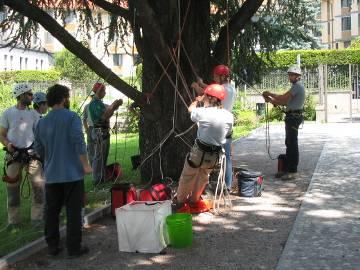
[166,213,192,248]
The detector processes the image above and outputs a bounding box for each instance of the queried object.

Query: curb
[0,204,110,270]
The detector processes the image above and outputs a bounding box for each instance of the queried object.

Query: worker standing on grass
[34,84,92,258]
[191,65,236,191]
[33,92,48,117]
[176,84,233,214]
[88,83,123,185]
[0,83,45,229]
[262,65,305,180]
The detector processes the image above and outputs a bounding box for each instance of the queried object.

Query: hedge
[0,70,61,82]
[265,48,360,68]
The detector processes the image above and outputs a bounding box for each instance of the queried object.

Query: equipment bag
[105,162,122,182]
[237,170,263,197]
[139,183,172,201]
[277,154,287,174]
[115,201,171,253]
[110,183,137,217]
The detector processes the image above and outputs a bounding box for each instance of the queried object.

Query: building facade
[0,7,136,78]
[320,0,360,49]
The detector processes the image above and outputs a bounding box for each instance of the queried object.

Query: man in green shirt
[89,83,123,184]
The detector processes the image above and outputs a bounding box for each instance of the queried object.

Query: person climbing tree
[176,84,233,214]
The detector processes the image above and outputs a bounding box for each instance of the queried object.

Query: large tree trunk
[139,1,211,182]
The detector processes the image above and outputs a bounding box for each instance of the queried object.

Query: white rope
[213,153,232,214]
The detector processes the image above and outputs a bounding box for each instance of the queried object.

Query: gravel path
[12,123,329,270]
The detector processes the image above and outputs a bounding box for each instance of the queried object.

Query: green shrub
[119,103,139,133]
[303,93,316,121]
[0,84,14,114]
[265,93,316,122]
[0,70,60,82]
[264,48,360,69]
[266,106,284,122]
[234,110,258,126]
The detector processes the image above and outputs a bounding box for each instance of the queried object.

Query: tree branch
[89,0,131,21]
[213,0,265,65]
[4,0,141,102]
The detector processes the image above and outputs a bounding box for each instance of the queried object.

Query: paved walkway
[277,123,360,270]
[8,122,360,270]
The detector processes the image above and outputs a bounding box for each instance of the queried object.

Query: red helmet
[204,84,226,101]
[213,65,230,76]
[92,82,105,93]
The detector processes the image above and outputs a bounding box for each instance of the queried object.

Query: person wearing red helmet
[88,83,123,185]
[191,64,236,191]
[176,84,233,213]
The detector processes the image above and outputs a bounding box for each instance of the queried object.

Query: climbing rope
[213,153,232,214]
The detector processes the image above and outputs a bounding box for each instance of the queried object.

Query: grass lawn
[0,122,258,257]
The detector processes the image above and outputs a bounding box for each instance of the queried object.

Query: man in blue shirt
[34,84,92,258]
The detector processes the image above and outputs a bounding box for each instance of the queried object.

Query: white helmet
[33,92,47,104]
[13,83,32,98]
[287,65,301,75]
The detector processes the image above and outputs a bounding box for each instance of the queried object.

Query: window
[3,55,7,71]
[10,56,13,70]
[40,59,44,70]
[341,17,351,31]
[36,59,38,70]
[25,58,28,69]
[19,57,23,70]
[341,0,352,8]
[113,54,123,66]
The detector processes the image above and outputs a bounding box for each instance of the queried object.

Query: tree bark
[138,0,211,182]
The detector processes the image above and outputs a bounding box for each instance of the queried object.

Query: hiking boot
[48,246,63,257]
[67,246,89,259]
[281,172,297,181]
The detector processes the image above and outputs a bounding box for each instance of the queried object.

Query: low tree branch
[5,0,141,102]
[89,0,131,21]
[213,0,265,65]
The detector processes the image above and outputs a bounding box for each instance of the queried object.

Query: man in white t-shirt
[191,65,236,190]
[176,84,233,214]
[0,83,45,228]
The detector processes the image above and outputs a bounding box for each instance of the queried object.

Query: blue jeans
[285,114,303,173]
[223,138,233,189]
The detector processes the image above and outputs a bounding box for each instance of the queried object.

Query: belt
[286,110,303,114]
[196,139,222,153]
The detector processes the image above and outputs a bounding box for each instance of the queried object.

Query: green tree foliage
[54,47,98,82]
[349,37,360,49]
[219,0,321,86]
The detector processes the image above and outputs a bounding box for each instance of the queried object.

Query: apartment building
[320,0,360,49]
[0,7,136,78]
